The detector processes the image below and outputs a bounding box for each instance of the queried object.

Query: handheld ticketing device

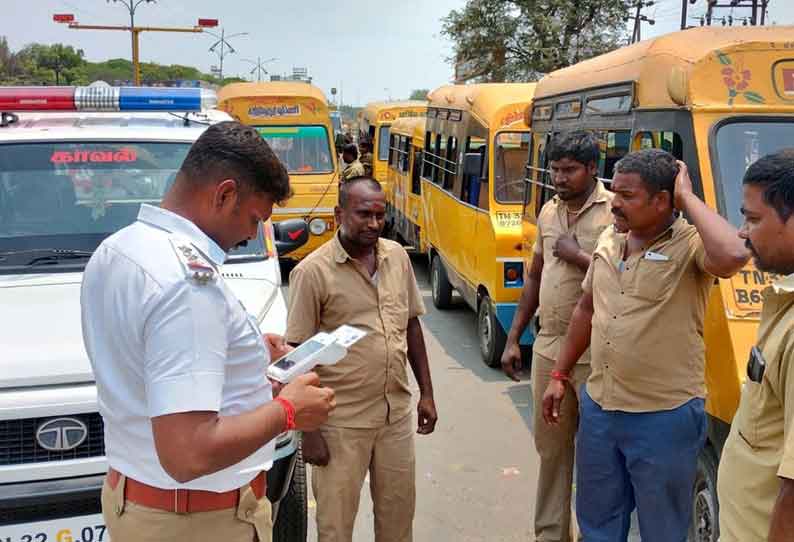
[267,325,366,383]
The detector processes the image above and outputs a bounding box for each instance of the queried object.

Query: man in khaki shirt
[286,177,437,542]
[542,149,748,542]
[341,143,366,182]
[501,131,613,542]
[718,150,794,542]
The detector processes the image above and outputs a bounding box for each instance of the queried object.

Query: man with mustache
[542,149,749,542]
[286,177,437,542]
[501,131,613,542]
[717,150,794,542]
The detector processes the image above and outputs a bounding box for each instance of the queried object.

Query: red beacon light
[0,86,217,113]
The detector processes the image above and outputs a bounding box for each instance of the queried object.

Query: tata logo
[36,417,88,451]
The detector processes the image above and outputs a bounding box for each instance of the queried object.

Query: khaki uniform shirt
[285,233,426,428]
[341,159,366,182]
[582,216,713,412]
[718,274,794,542]
[533,181,614,363]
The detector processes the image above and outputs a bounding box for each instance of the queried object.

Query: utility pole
[243,57,277,82]
[205,28,248,82]
[704,0,769,26]
[628,1,655,45]
[54,10,218,85]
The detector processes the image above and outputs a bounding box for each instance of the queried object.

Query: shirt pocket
[632,259,677,300]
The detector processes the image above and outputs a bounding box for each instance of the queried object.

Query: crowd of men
[79,120,794,542]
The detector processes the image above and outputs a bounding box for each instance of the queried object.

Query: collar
[333,231,386,265]
[772,273,794,294]
[137,204,226,267]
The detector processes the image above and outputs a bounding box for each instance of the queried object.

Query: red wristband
[274,397,296,431]
[550,370,570,382]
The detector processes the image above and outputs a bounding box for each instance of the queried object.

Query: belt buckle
[174,488,189,514]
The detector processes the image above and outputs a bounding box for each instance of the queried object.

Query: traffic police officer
[81,121,336,542]
[718,149,794,542]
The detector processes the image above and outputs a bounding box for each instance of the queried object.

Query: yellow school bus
[358,100,427,187]
[385,116,427,253]
[423,83,536,367]
[217,82,338,261]
[522,26,794,540]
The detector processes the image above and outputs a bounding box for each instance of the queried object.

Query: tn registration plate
[1,515,106,542]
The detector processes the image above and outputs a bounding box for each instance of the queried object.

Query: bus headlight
[309,218,328,236]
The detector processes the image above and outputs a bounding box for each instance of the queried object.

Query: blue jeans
[576,388,706,542]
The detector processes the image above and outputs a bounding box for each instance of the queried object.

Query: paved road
[286,256,641,541]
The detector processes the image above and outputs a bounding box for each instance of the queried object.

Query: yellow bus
[385,116,427,253]
[358,100,427,185]
[423,83,536,367]
[217,82,338,261]
[522,26,794,540]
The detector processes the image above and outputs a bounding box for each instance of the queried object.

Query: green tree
[25,43,85,84]
[409,88,430,101]
[442,0,631,83]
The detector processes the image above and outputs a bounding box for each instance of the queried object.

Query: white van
[0,86,309,541]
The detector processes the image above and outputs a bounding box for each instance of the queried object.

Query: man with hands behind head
[543,149,748,542]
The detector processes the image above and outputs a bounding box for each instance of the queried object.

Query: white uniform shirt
[81,204,274,492]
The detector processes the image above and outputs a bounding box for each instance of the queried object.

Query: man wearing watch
[81,122,336,542]
[542,149,748,542]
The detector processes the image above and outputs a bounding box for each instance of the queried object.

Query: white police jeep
[0,86,309,542]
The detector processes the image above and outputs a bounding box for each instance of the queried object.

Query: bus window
[388,134,397,167]
[596,130,631,180]
[411,149,422,195]
[462,136,487,206]
[423,132,433,179]
[494,132,530,204]
[257,125,333,174]
[443,136,458,190]
[715,121,794,227]
[634,131,684,159]
[401,137,411,173]
[434,135,446,185]
[378,125,391,161]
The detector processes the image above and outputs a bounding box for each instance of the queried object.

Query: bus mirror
[463,153,482,177]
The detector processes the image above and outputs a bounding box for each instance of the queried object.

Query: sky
[4,0,794,106]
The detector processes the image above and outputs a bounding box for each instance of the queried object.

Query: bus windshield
[256,125,334,174]
[494,132,531,204]
[714,120,794,227]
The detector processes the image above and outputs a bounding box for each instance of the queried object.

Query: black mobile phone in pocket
[747,346,766,383]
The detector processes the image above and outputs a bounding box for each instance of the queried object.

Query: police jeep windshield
[0,141,266,269]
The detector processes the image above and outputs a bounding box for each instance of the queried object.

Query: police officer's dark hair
[548,131,600,167]
[614,148,679,198]
[339,176,382,208]
[359,140,372,152]
[179,121,292,204]
[742,149,794,222]
[342,143,359,157]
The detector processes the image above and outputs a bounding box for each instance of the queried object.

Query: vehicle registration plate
[1,514,106,542]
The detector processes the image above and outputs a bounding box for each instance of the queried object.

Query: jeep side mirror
[272,219,309,257]
[462,153,483,177]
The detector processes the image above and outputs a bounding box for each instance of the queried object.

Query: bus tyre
[688,446,719,542]
[478,295,507,368]
[273,445,308,542]
[431,255,453,309]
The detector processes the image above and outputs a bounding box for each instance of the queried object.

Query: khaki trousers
[101,474,273,542]
[312,413,416,542]
[532,351,590,542]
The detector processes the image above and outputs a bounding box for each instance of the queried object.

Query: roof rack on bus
[0,86,218,114]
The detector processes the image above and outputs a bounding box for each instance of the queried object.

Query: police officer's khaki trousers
[101,474,273,542]
[531,351,590,542]
[312,413,415,542]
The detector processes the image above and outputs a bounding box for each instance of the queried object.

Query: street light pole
[243,57,277,82]
[205,28,248,82]
[108,0,155,85]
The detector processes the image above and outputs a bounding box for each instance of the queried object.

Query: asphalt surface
[285,255,641,542]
